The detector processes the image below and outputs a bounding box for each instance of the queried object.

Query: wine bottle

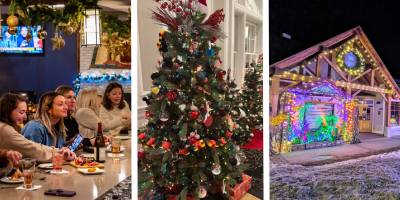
[94,122,106,163]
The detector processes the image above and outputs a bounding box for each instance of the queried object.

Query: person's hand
[103,135,111,144]
[60,147,76,161]
[6,150,22,167]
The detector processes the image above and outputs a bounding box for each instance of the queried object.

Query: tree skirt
[241,129,263,150]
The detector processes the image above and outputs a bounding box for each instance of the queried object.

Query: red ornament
[207,140,217,148]
[176,7,182,12]
[178,148,189,155]
[138,133,146,140]
[211,36,217,43]
[225,130,233,139]
[217,70,226,79]
[138,151,145,159]
[161,2,168,9]
[147,137,156,146]
[162,141,171,150]
[203,115,213,127]
[166,91,177,101]
[145,111,152,118]
[219,137,227,146]
[189,111,200,120]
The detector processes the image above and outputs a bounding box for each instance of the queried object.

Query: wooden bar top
[0,139,131,200]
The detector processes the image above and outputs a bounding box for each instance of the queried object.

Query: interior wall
[0,23,78,101]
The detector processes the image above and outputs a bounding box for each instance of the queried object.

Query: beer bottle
[94,122,106,163]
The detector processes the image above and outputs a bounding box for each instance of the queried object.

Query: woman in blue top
[22,92,68,148]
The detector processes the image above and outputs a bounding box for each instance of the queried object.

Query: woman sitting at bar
[75,89,128,144]
[0,93,74,162]
[55,85,79,143]
[100,82,131,135]
[22,92,68,148]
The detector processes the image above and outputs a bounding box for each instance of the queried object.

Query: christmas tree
[234,56,263,146]
[139,0,246,199]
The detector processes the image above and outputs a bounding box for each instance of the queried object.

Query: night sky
[269,0,400,79]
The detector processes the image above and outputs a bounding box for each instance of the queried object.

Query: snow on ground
[270,150,400,200]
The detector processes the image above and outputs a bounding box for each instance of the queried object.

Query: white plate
[107,153,124,158]
[0,176,24,184]
[114,135,130,140]
[38,163,53,169]
[77,168,104,175]
[106,145,125,153]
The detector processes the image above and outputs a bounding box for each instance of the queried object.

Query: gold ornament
[7,15,19,35]
[151,87,160,94]
[101,33,109,44]
[7,15,18,27]
[110,32,119,42]
[64,26,75,35]
[51,34,65,51]
[38,29,48,39]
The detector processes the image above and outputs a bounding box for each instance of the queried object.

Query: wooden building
[270,26,400,140]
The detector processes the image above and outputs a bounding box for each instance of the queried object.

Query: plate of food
[0,169,23,184]
[70,157,104,169]
[38,163,53,170]
[77,168,104,175]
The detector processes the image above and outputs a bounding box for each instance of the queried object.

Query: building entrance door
[358,101,374,132]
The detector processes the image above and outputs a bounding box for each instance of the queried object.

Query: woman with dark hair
[55,85,79,143]
[22,92,68,148]
[0,93,74,162]
[100,82,131,135]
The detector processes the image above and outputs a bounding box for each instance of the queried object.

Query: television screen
[0,25,44,54]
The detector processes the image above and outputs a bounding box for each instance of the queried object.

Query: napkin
[16,185,42,191]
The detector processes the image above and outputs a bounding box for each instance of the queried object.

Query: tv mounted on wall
[0,25,44,54]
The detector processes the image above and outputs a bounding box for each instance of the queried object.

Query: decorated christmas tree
[235,56,263,146]
[139,0,247,199]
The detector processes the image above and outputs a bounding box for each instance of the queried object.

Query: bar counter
[0,139,131,200]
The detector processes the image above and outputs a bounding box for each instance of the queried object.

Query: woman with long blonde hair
[75,89,129,143]
[22,92,67,148]
[0,93,74,162]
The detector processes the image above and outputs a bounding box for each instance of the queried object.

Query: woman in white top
[75,89,129,140]
[99,82,131,136]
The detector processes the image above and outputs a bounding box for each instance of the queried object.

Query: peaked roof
[287,79,346,97]
[270,26,400,98]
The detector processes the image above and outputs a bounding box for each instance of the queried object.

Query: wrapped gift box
[229,174,252,200]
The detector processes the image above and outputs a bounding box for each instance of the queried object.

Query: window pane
[82,9,100,45]
[391,102,400,125]
[250,39,255,53]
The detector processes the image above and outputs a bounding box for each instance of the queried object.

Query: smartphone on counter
[44,189,76,197]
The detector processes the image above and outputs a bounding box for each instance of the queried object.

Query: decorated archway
[272,79,359,152]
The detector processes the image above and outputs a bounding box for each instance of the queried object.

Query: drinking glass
[52,152,63,172]
[20,158,36,189]
[111,137,121,153]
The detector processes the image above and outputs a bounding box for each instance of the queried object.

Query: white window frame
[81,9,101,46]
[245,22,258,65]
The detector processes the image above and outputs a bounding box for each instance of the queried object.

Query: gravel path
[270,150,400,200]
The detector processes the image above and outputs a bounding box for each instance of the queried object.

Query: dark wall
[0,24,78,102]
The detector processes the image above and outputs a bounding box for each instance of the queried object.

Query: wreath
[336,47,365,76]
